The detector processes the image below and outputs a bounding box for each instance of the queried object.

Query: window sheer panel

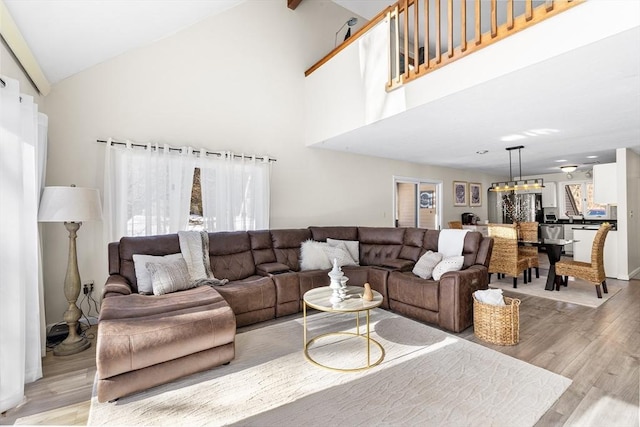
[104,142,196,240]
[0,78,45,413]
[200,154,270,232]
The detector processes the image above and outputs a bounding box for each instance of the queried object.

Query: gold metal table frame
[303,286,385,372]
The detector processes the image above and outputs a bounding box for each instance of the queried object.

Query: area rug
[88,310,571,426]
[489,272,622,308]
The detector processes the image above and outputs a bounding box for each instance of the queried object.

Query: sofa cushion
[387,271,439,312]
[97,289,235,379]
[270,229,312,271]
[133,253,183,294]
[309,226,358,242]
[146,257,194,296]
[208,232,256,281]
[214,276,276,316]
[357,227,405,266]
[119,234,181,292]
[432,256,465,280]
[399,228,426,261]
[249,230,277,265]
[412,251,443,280]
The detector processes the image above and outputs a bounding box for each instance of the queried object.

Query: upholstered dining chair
[487,224,529,288]
[448,220,463,229]
[518,222,540,280]
[556,223,612,298]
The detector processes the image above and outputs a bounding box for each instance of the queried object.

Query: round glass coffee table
[303,285,384,372]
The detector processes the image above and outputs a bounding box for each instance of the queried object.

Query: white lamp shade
[38,186,103,222]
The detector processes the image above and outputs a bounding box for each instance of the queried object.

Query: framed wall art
[419,190,434,209]
[453,181,467,206]
[469,182,482,207]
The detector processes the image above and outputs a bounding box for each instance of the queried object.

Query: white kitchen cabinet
[541,181,557,207]
[462,225,488,237]
[562,224,575,255]
[573,229,618,278]
[593,163,617,204]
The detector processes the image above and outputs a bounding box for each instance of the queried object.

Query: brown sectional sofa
[97,226,493,402]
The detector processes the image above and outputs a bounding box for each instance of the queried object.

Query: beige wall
[40,0,502,325]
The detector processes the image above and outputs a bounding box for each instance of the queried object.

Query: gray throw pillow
[146,257,193,296]
[327,238,360,265]
[133,253,184,294]
[412,251,443,280]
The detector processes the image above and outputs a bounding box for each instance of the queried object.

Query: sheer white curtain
[199,151,270,231]
[103,141,196,241]
[0,77,47,412]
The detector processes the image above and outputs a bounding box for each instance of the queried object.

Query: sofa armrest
[256,262,291,276]
[438,265,489,333]
[378,259,414,272]
[103,274,133,298]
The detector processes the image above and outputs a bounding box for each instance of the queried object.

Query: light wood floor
[2,260,639,426]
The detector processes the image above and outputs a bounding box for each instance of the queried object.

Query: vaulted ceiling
[3,0,639,176]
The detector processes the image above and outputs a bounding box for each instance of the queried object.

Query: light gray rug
[489,273,622,308]
[88,310,571,426]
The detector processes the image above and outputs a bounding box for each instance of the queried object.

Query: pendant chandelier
[489,145,544,192]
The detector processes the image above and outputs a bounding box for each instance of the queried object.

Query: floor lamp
[38,185,102,356]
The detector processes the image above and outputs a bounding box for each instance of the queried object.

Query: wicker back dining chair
[487,224,529,288]
[448,221,463,229]
[518,222,540,280]
[556,223,612,298]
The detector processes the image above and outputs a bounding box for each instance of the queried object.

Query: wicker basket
[473,294,520,345]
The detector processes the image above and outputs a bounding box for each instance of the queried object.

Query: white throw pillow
[300,240,332,270]
[326,238,360,265]
[432,256,465,281]
[133,253,184,294]
[146,257,193,296]
[412,251,443,280]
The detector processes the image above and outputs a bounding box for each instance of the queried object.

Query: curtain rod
[97,139,276,162]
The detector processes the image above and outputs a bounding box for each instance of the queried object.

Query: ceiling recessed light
[555,159,568,163]
[586,155,598,159]
[476,150,488,154]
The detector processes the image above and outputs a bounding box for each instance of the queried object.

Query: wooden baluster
[447,0,454,58]
[491,0,497,38]
[461,0,467,52]
[435,0,442,63]
[546,0,554,12]
[424,0,430,69]
[475,0,481,45]
[526,0,533,21]
[394,7,401,84]
[403,0,409,78]
[414,0,420,73]
[507,0,514,30]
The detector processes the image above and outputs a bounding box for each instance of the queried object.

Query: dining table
[518,238,576,291]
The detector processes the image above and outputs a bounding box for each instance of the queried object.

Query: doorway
[394,177,442,229]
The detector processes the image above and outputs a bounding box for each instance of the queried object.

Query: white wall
[618,148,640,279]
[40,0,499,325]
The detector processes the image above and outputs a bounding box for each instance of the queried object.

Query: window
[558,180,608,219]
[189,168,204,230]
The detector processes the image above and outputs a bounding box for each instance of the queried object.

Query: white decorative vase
[328,258,345,304]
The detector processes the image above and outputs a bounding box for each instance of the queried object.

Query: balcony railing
[305,0,585,91]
